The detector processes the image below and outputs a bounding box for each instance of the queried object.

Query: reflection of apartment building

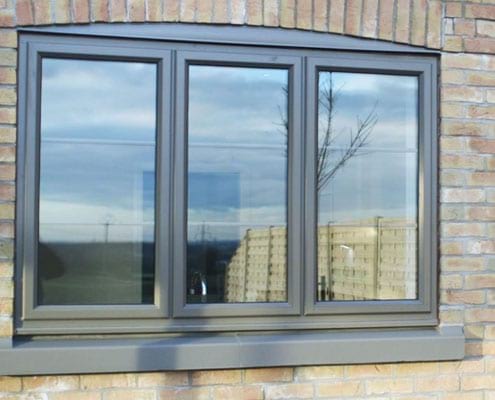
[225,217,417,302]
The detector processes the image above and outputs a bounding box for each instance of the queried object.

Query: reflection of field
[38,242,154,305]
[225,218,417,303]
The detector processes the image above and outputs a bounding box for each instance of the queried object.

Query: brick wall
[0,0,494,398]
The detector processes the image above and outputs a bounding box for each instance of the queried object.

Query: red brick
[91,0,110,22]
[465,4,495,20]
[16,0,33,25]
[378,0,394,41]
[345,0,362,36]
[74,0,90,23]
[465,38,495,54]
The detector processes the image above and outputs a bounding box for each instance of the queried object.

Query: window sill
[0,327,464,375]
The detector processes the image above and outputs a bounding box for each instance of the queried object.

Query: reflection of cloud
[41,58,157,138]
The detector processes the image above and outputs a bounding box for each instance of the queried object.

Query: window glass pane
[187,65,288,304]
[38,58,157,305]
[316,71,418,302]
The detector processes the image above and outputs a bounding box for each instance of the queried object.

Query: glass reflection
[187,65,288,304]
[317,72,418,301]
[38,58,157,305]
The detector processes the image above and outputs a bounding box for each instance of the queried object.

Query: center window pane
[186,65,289,304]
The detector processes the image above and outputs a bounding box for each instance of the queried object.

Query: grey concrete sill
[0,327,464,376]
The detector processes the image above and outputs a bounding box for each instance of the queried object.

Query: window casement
[6,25,462,374]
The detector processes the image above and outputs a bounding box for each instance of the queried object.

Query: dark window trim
[16,27,440,336]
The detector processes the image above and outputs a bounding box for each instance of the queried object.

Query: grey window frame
[16,26,438,336]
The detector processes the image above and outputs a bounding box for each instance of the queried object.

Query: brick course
[0,0,494,399]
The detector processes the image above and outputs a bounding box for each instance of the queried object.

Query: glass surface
[186,65,288,304]
[316,71,418,301]
[38,58,157,305]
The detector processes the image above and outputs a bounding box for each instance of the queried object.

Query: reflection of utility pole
[101,213,115,243]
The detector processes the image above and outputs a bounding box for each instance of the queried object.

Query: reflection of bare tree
[278,74,378,192]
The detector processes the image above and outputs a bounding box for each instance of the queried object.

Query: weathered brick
[313,0,328,32]
[191,370,241,385]
[454,19,476,37]
[147,0,162,21]
[73,0,90,23]
[136,372,189,387]
[263,0,279,27]
[467,206,495,221]
[410,0,427,46]
[396,362,438,375]
[441,240,464,255]
[16,0,33,25]
[466,274,495,289]
[439,359,485,374]
[0,48,15,67]
[442,223,485,237]
[465,38,495,54]
[345,0,362,37]
[444,35,464,52]
[465,308,495,323]
[442,86,483,103]
[22,376,79,392]
[441,257,485,272]
[445,2,462,18]
[212,0,228,23]
[378,0,394,41]
[195,0,212,23]
[246,0,262,26]
[466,4,495,19]
[80,374,135,390]
[366,378,413,394]
[468,172,495,186]
[441,154,484,169]
[105,390,155,400]
[0,87,15,106]
[280,0,295,28]
[265,383,313,399]
[159,387,210,400]
[441,188,485,203]
[442,290,486,305]
[211,386,263,400]
[163,0,180,22]
[328,0,345,33]
[33,0,51,24]
[0,376,21,392]
[55,0,71,24]
[244,367,293,383]
[295,366,344,380]
[110,0,126,22]
[231,0,246,24]
[179,0,195,22]
[427,1,442,48]
[469,139,495,155]
[318,380,364,397]
[346,364,393,377]
[91,0,110,22]
[0,29,16,48]
[395,0,410,43]
[296,0,311,30]
[0,11,15,28]
[442,54,485,70]
[477,20,495,38]
[50,393,100,400]
[462,374,495,390]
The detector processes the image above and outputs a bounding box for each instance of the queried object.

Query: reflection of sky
[187,65,288,242]
[38,58,419,244]
[39,58,157,243]
[317,72,418,224]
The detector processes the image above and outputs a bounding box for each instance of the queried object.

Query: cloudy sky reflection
[39,59,419,243]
